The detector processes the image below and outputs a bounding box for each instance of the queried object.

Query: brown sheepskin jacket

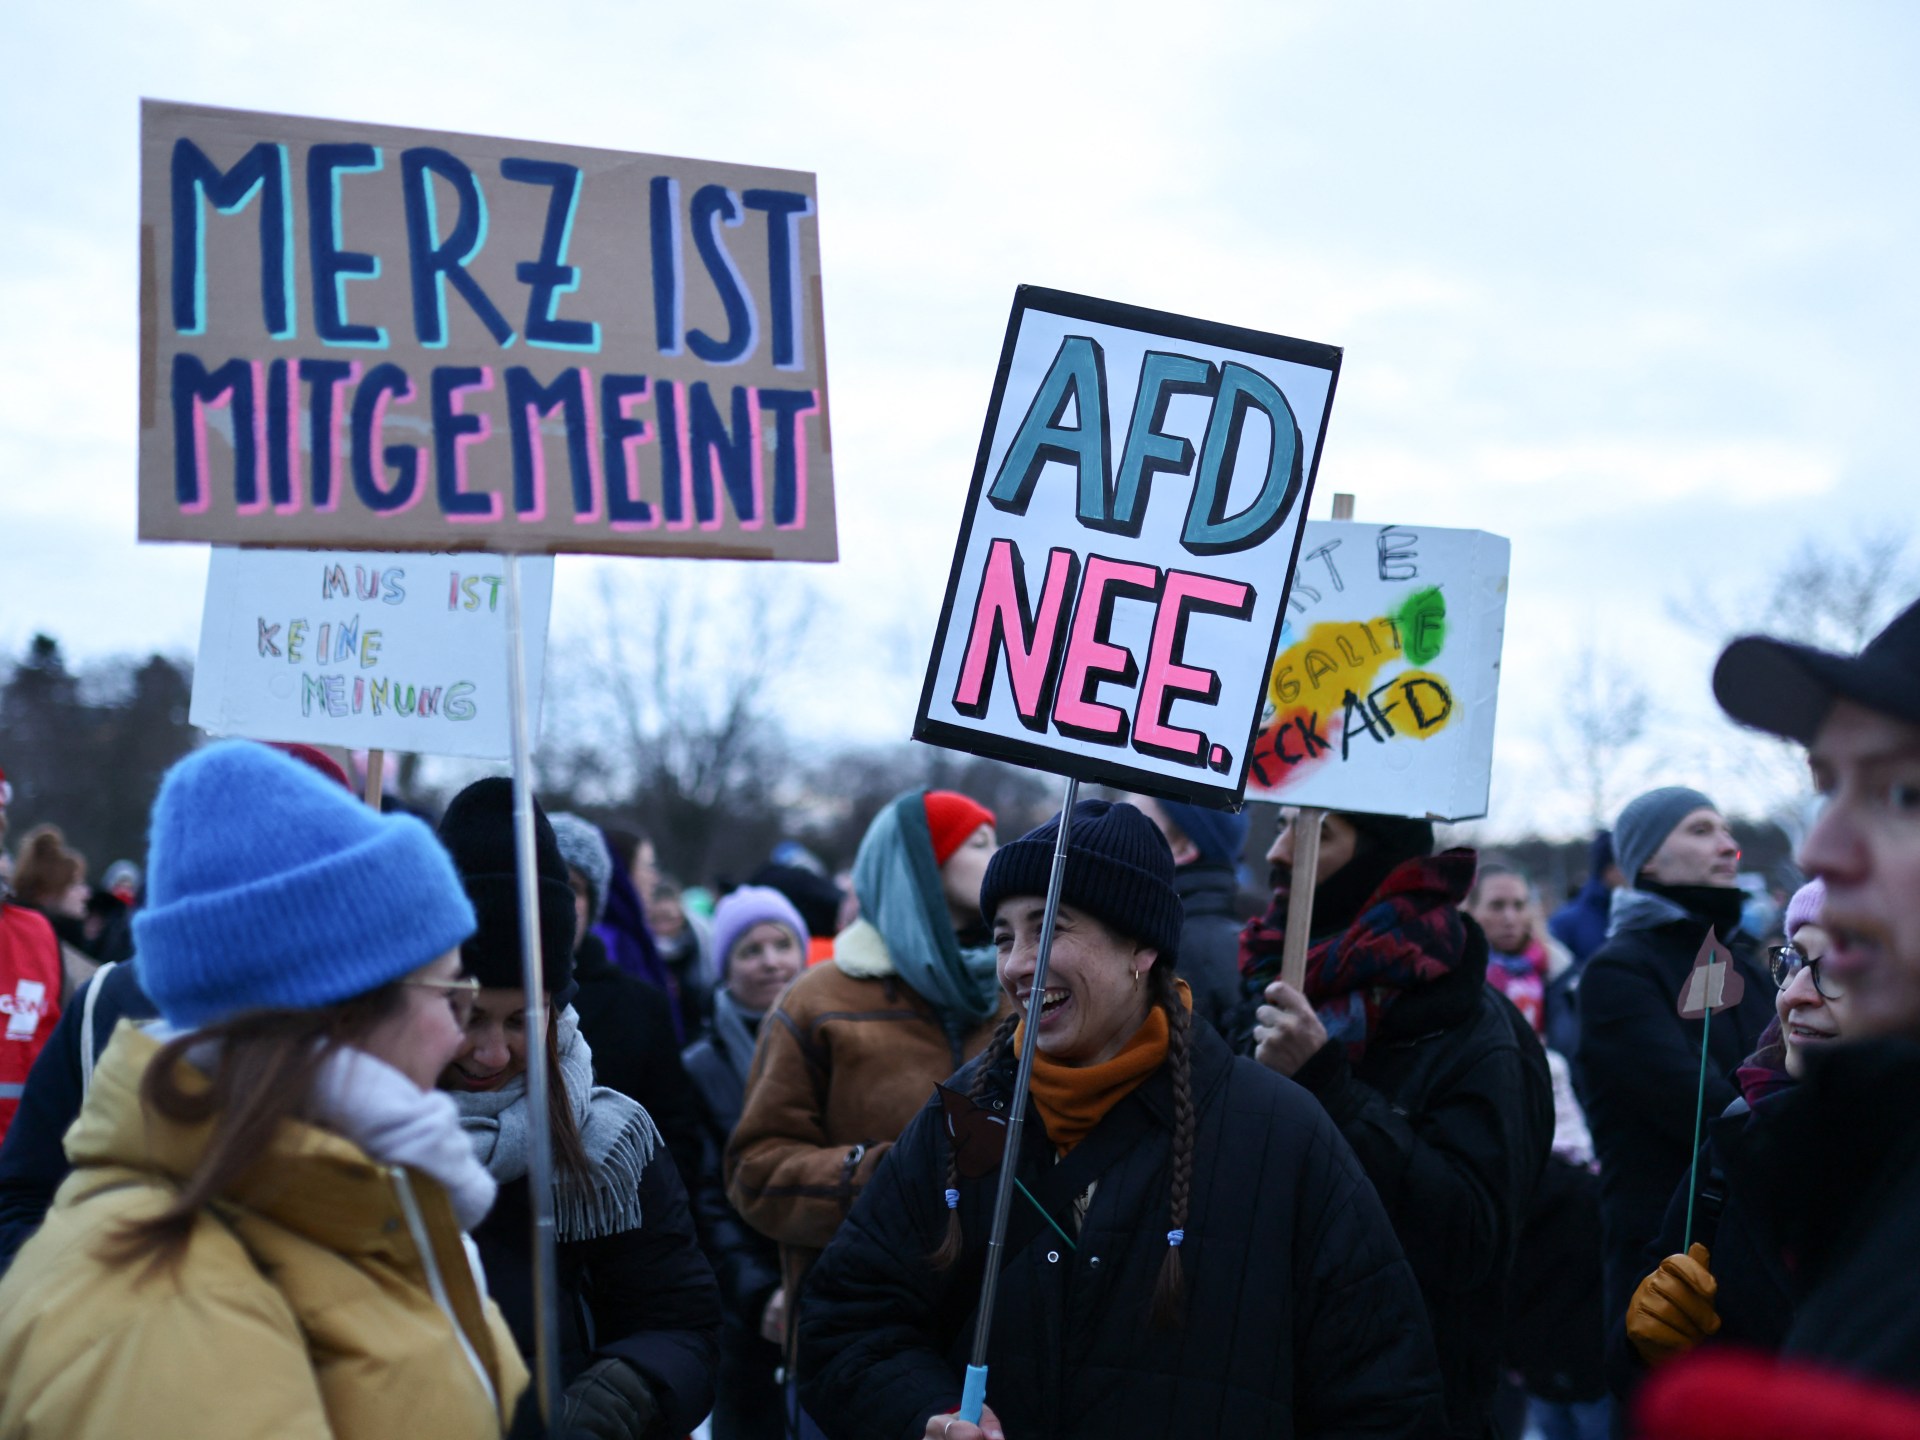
[724,918,1008,1299]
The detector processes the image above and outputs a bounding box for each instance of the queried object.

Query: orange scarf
[1018,981,1191,1154]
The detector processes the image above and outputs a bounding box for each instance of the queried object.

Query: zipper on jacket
[392,1166,499,1413]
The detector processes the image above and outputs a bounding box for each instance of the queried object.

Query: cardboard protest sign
[189,548,553,759]
[914,287,1339,805]
[1244,521,1509,822]
[139,100,835,560]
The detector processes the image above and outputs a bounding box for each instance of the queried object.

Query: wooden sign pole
[362,750,386,810]
[1278,492,1355,991]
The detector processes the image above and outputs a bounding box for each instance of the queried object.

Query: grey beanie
[549,813,613,927]
[1614,787,1718,886]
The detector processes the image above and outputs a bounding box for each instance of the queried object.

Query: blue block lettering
[350,363,419,511]
[501,157,599,351]
[170,138,294,338]
[307,144,388,348]
[686,185,757,364]
[742,188,812,369]
[401,148,515,348]
[986,335,1111,524]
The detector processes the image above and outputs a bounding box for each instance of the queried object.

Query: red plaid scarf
[1240,849,1476,1062]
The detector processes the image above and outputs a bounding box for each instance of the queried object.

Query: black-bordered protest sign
[139,100,835,560]
[914,287,1339,805]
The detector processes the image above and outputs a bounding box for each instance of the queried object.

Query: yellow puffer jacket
[0,1024,529,1438]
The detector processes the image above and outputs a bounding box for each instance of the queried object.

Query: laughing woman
[797,801,1442,1440]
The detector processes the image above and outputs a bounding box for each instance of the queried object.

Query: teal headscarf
[852,790,1000,1028]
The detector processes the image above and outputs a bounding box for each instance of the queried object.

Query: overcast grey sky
[4,0,1916,836]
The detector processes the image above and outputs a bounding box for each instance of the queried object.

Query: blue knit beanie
[979,800,1183,961]
[1614,786,1719,887]
[135,741,476,1029]
[1155,798,1250,867]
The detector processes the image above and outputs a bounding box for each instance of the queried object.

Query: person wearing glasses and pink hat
[1633,599,1920,1437]
[1615,880,1855,1384]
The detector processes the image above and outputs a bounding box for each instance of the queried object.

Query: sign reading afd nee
[915,287,1340,806]
[140,100,835,560]
[190,548,554,760]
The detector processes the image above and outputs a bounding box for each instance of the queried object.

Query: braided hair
[931,957,1197,1332]
[1147,956,1194,1329]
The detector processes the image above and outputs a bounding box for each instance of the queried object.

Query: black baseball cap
[1713,598,1920,743]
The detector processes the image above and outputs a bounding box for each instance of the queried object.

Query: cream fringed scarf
[452,1006,659,1241]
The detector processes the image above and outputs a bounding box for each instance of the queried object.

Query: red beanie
[923,791,995,867]
[268,742,352,791]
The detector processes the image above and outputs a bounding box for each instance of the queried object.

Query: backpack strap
[79,961,119,1102]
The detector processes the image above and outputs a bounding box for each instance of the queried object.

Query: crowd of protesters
[3,598,1920,1438]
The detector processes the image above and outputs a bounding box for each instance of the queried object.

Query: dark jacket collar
[1172,861,1238,917]
[1376,913,1489,1045]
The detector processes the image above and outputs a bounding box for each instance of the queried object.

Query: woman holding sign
[797,801,1443,1440]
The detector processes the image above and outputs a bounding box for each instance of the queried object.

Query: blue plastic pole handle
[959,1365,989,1425]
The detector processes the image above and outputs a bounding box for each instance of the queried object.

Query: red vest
[0,903,62,1140]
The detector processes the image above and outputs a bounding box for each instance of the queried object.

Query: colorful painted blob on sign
[1251,586,1455,788]
[1239,522,1509,823]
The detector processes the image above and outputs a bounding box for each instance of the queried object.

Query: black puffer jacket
[573,934,708,1189]
[1171,860,1244,1036]
[1287,921,1554,1438]
[1575,895,1772,1328]
[475,1153,722,1437]
[684,1019,783,1331]
[798,1022,1443,1440]
[1723,1037,1920,1385]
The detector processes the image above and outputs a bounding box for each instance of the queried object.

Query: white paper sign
[1244,521,1510,821]
[914,287,1340,805]
[190,548,553,759]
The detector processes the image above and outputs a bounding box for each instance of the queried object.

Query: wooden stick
[1277,493,1355,990]
[1279,808,1324,991]
[363,749,386,810]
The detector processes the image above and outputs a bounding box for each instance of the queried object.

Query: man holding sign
[1244,809,1553,1440]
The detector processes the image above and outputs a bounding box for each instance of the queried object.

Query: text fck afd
[166,139,818,529]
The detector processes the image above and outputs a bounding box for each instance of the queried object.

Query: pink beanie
[1785,878,1826,938]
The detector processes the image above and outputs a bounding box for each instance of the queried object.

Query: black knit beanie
[436,777,577,993]
[1300,810,1437,937]
[979,799,1183,961]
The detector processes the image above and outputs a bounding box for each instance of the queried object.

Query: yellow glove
[1626,1243,1721,1366]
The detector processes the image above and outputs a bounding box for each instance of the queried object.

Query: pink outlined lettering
[952,537,1079,732]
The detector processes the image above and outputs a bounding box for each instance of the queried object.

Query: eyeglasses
[1769,943,1843,1001]
[404,976,481,1025]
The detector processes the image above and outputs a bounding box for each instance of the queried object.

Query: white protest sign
[1244,521,1509,821]
[915,287,1340,805]
[190,548,554,759]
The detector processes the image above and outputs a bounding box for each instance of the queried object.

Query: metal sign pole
[959,772,1080,1425]
[506,554,563,1422]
